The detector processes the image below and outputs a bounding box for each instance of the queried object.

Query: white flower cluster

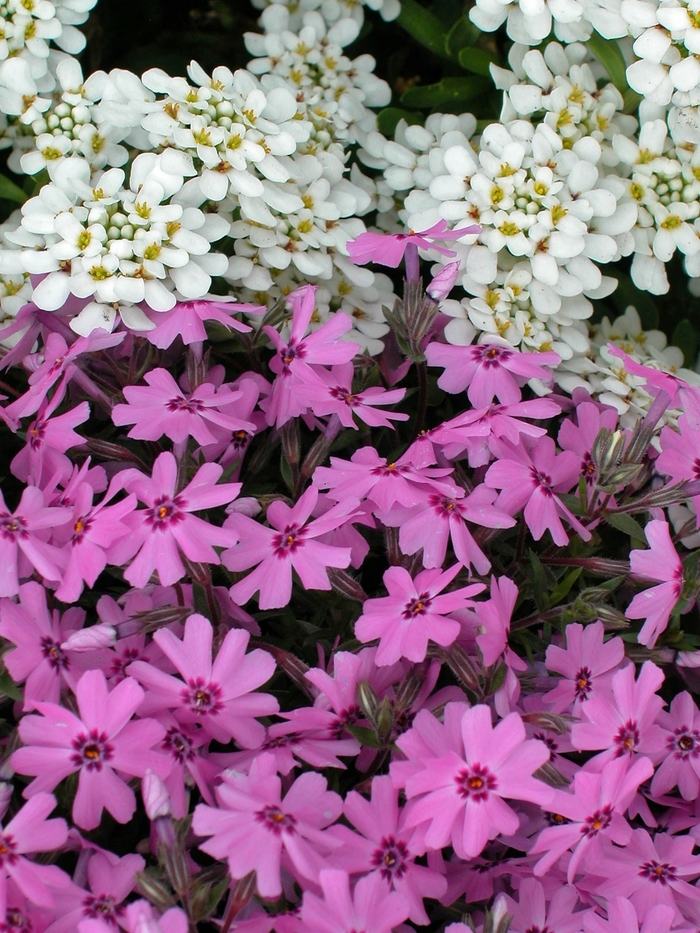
[0,0,96,80]
[248,0,400,32]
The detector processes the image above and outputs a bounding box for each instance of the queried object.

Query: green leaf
[0,173,27,204]
[396,0,450,59]
[605,510,647,545]
[376,107,422,137]
[401,76,489,109]
[549,567,583,606]
[458,46,498,76]
[585,30,628,93]
[445,16,479,58]
[529,550,551,613]
[672,318,698,367]
[280,450,294,494]
[0,663,22,703]
[344,724,385,748]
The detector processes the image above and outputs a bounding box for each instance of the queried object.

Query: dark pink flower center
[614,719,640,756]
[533,731,558,760]
[280,342,306,371]
[272,524,307,556]
[83,894,122,923]
[669,727,700,758]
[371,462,405,477]
[27,420,46,451]
[456,764,497,801]
[111,647,145,681]
[0,833,17,867]
[329,386,358,407]
[573,666,593,700]
[530,468,553,495]
[525,927,553,933]
[71,730,114,771]
[164,726,196,762]
[0,908,30,933]
[402,592,432,618]
[639,860,677,884]
[41,636,68,671]
[582,805,612,836]
[371,836,410,880]
[166,395,204,414]
[255,805,296,835]
[145,495,186,530]
[475,346,511,367]
[182,677,223,716]
[430,493,463,518]
[0,514,28,539]
[72,514,93,545]
[581,452,597,484]
[230,429,251,450]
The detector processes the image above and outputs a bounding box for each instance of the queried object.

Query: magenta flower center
[255,805,297,835]
[0,832,17,867]
[639,860,677,884]
[573,666,593,700]
[182,677,223,716]
[280,342,306,371]
[272,524,307,556]
[41,636,68,671]
[0,514,27,539]
[371,462,405,477]
[164,726,195,762]
[111,647,144,681]
[145,495,186,530]
[231,429,251,450]
[525,927,553,933]
[581,453,597,483]
[71,730,114,771]
[166,395,204,414]
[582,805,612,836]
[476,346,510,367]
[614,719,640,756]
[83,893,122,923]
[27,419,46,451]
[371,836,410,880]
[2,907,31,932]
[455,763,497,801]
[329,386,358,407]
[669,727,700,758]
[530,468,553,495]
[72,514,94,544]
[403,592,432,618]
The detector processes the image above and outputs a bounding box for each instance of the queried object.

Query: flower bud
[61,623,116,652]
[427,261,460,300]
[142,770,172,821]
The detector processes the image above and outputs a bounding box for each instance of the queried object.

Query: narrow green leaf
[458,46,498,76]
[604,510,647,544]
[396,0,450,59]
[280,450,294,494]
[445,16,479,58]
[344,724,385,748]
[401,76,489,109]
[529,550,551,613]
[376,107,422,136]
[0,663,22,702]
[549,567,583,606]
[585,30,628,93]
[0,173,27,203]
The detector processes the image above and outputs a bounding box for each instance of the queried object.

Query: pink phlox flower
[347,221,480,267]
[557,401,620,489]
[52,478,138,603]
[378,483,514,574]
[261,285,359,428]
[192,751,343,899]
[0,581,92,710]
[293,362,409,430]
[300,869,410,933]
[119,900,188,933]
[583,897,676,933]
[593,829,700,923]
[11,395,90,485]
[144,297,261,349]
[213,712,361,775]
[45,457,107,506]
[425,338,560,405]
[328,775,447,924]
[456,574,518,668]
[501,877,589,933]
[107,452,240,588]
[571,661,667,768]
[0,485,71,597]
[607,344,700,429]
[0,793,69,915]
[44,851,144,933]
[431,399,561,467]
[111,368,256,447]
[223,485,357,610]
[657,415,700,522]
[543,621,626,715]
[355,564,486,666]
[485,436,592,546]
[311,493,374,569]
[651,691,700,800]
[626,519,684,648]
[203,376,267,470]
[313,446,455,512]
[530,754,654,882]
[12,669,167,830]
[126,613,278,746]
[154,712,219,818]
[391,703,554,859]
[8,329,124,420]
[305,647,396,725]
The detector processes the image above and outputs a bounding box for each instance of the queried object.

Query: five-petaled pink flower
[626,519,684,647]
